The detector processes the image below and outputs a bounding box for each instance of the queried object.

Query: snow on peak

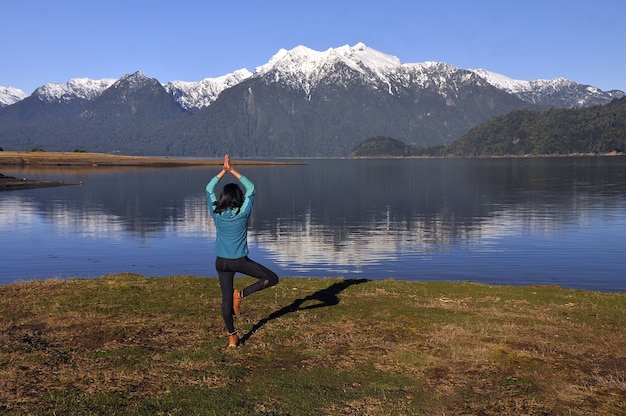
[469,69,531,93]
[0,86,28,106]
[33,77,116,102]
[470,69,622,107]
[256,42,401,77]
[256,45,327,77]
[339,42,401,70]
[529,77,576,89]
[254,43,405,94]
[5,43,621,111]
[255,43,481,98]
[471,69,580,94]
[165,69,252,110]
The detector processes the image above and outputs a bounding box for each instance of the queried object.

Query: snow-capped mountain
[469,69,531,93]
[254,44,623,107]
[471,68,625,107]
[32,77,116,103]
[164,69,252,111]
[1,43,624,157]
[2,43,622,110]
[254,42,404,94]
[179,44,536,157]
[0,86,28,107]
[79,71,189,121]
[254,43,490,99]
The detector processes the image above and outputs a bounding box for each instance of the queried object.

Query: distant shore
[0,151,295,191]
[0,151,293,167]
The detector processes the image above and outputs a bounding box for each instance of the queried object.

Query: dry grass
[1,274,624,415]
[1,151,298,191]
[0,151,290,168]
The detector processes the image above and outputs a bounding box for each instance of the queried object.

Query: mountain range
[1,43,624,157]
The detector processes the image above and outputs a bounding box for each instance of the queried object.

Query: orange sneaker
[228,333,240,348]
[233,289,243,315]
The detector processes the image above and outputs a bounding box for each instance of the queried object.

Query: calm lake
[1,157,625,291]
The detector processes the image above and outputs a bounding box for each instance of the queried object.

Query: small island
[0,173,79,191]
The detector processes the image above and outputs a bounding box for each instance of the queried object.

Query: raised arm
[224,154,254,199]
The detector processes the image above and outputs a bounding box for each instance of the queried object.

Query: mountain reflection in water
[1,157,625,291]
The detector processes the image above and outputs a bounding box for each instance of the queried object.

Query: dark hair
[213,183,244,214]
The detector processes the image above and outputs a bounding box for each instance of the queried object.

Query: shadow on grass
[240,278,369,345]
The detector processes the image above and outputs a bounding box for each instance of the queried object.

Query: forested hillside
[353,97,626,157]
[445,96,626,156]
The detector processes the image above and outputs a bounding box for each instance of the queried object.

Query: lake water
[1,157,625,292]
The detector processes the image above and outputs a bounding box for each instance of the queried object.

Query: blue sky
[2,0,625,94]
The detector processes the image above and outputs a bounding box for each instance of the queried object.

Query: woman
[206,154,279,347]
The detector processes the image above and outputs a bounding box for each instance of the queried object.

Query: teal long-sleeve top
[206,175,255,259]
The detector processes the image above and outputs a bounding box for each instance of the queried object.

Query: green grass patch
[1,274,624,415]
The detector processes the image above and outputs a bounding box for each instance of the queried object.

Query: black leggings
[216,256,279,333]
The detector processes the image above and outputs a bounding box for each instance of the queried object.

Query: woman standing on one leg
[206,154,279,348]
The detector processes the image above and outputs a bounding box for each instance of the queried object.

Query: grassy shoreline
[0,151,292,167]
[1,274,624,415]
[0,151,297,191]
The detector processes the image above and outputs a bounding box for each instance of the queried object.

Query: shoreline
[0,151,297,191]
[2,275,623,294]
[350,150,626,159]
[0,151,294,167]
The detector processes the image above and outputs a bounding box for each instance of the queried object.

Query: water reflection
[1,157,625,290]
